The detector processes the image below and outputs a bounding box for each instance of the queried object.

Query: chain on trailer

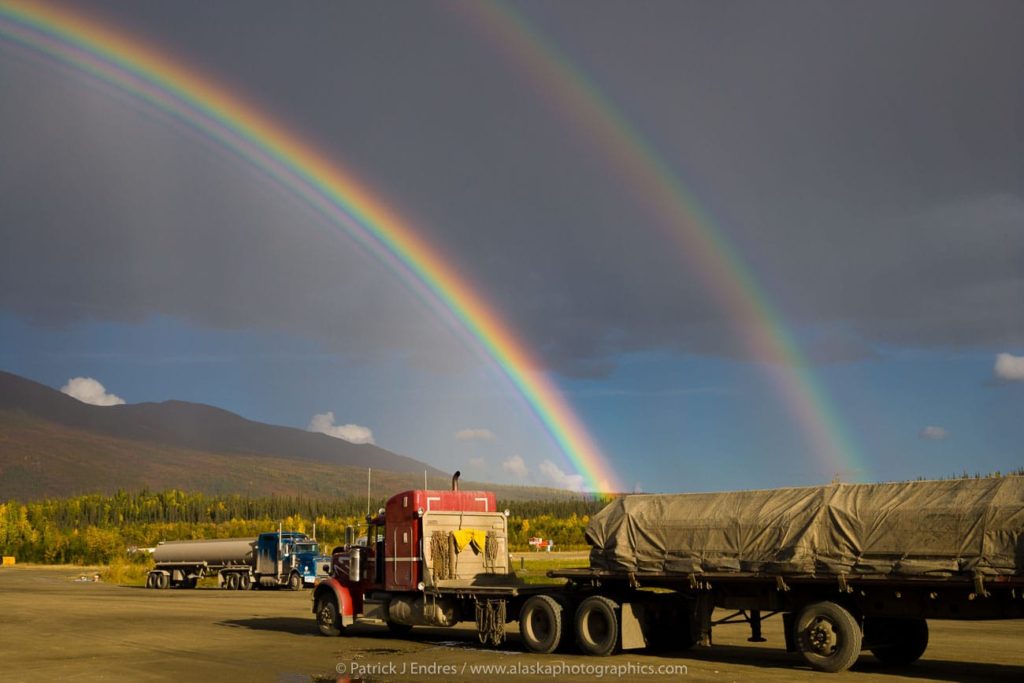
[475,598,506,646]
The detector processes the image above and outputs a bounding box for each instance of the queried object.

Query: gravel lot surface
[1,565,1022,682]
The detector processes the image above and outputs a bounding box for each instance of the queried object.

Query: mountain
[0,370,450,500]
[0,370,442,473]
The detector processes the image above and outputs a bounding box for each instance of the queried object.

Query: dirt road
[1,566,1022,682]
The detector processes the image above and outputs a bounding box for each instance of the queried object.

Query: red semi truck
[312,477,1024,673]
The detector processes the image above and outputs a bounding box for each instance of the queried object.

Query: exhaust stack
[451,470,461,492]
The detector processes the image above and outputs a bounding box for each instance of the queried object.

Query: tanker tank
[153,537,256,565]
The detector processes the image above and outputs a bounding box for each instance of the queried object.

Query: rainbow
[461,1,867,480]
[0,0,621,492]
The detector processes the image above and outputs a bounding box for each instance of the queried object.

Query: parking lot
[1,566,1022,682]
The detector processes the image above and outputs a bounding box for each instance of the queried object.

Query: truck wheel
[226,573,239,590]
[145,573,156,589]
[288,572,302,591]
[868,618,928,666]
[794,601,862,673]
[520,595,564,654]
[156,572,169,590]
[239,574,252,591]
[316,595,344,637]
[575,596,620,656]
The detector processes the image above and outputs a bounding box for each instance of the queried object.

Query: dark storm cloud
[1,0,1021,376]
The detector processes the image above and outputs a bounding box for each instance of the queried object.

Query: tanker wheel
[239,574,252,591]
[156,572,169,590]
[316,595,344,637]
[226,573,239,590]
[520,595,564,654]
[145,573,155,589]
[386,620,413,637]
[575,595,620,656]
[794,601,862,673]
[869,617,928,666]
[288,572,302,591]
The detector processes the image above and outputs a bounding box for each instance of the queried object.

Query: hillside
[0,371,578,502]
[0,370,440,474]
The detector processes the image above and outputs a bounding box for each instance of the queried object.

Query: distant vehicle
[146,531,325,591]
[313,477,1024,673]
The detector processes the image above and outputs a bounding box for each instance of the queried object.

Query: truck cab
[255,531,319,590]
[313,488,516,638]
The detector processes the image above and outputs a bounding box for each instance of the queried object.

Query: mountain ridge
[0,369,444,476]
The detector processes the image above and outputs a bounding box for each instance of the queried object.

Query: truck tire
[288,572,302,591]
[575,596,620,656]
[868,617,928,666]
[145,573,156,589]
[520,595,564,654]
[793,601,862,673]
[316,595,345,637]
[156,572,169,590]
[226,573,239,590]
[239,574,252,591]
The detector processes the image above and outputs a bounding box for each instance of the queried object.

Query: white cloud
[501,455,529,479]
[919,425,949,441]
[455,428,496,441]
[60,377,125,406]
[539,459,585,492]
[308,411,375,444]
[467,456,486,469]
[994,353,1024,381]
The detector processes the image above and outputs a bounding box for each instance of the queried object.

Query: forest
[0,488,609,564]
[6,472,1017,566]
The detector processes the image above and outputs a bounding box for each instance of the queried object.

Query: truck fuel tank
[387,595,459,627]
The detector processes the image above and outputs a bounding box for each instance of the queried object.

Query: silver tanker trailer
[146,531,325,590]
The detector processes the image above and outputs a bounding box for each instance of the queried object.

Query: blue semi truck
[147,531,327,590]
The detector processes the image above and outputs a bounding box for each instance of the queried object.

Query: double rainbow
[0,0,622,492]
[462,1,866,480]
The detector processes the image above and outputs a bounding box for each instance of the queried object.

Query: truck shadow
[219,617,319,636]
[654,644,1024,682]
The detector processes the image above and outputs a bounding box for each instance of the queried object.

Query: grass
[513,554,590,585]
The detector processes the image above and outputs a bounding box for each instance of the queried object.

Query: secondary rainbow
[463,1,866,480]
[0,0,621,492]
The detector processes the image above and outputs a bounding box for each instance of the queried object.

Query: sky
[1,0,1021,493]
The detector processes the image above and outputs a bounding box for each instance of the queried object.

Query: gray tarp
[587,478,1024,576]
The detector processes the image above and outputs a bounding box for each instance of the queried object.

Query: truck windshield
[293,543,318,554]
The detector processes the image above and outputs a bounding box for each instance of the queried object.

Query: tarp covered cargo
[587,478,1024,577]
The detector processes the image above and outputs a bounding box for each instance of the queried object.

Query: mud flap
[619,603,647,650]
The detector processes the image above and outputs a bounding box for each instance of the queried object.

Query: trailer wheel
[316,595,344,637]
[575,596,620,656]
[868,618,928,666]
[288,572,302,591]
[155,572,169,590]
[520,595,564,654]
[239,574,252,591]
[226,573,240,590]
[145,573,155,589]
[794,601,862,673]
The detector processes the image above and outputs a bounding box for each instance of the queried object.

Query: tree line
[0,489,607,564]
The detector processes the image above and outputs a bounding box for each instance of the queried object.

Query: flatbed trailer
[546,567,1024,671]
[314,476,1023,673]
